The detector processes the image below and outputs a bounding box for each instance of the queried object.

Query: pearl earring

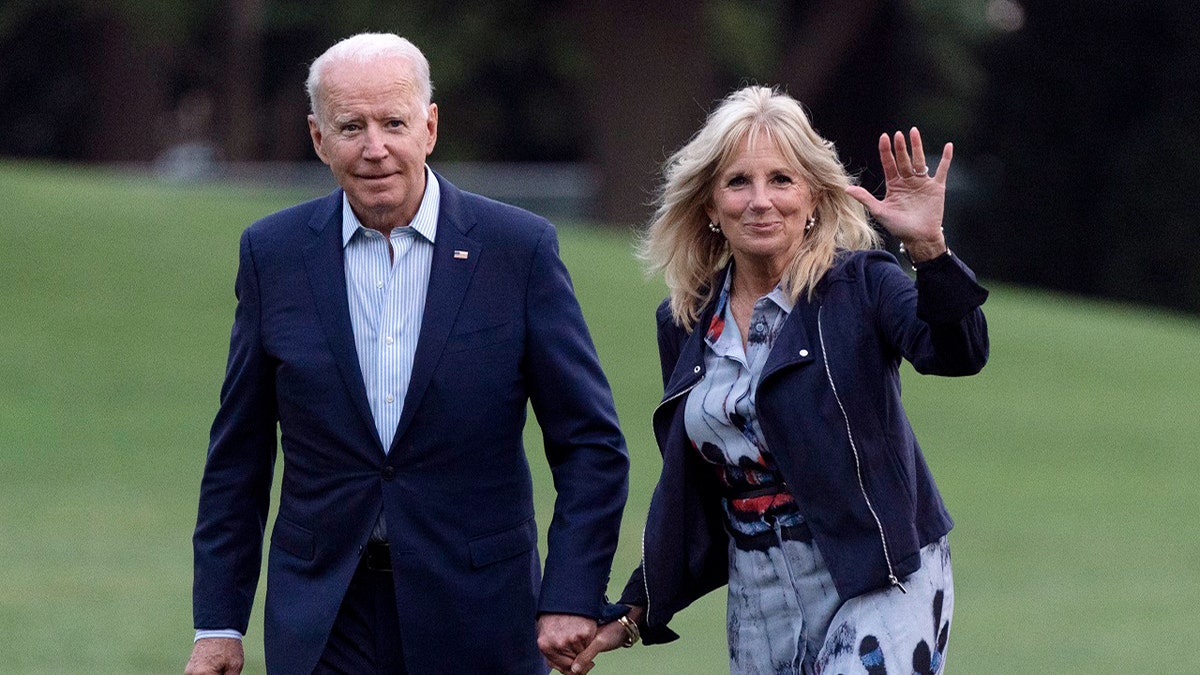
[708,221,721,233]
[805,215,816,231]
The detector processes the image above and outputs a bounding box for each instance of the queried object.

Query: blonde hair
[638,85,880,329]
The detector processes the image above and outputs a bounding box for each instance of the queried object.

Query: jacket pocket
[271,516,315,561]
[443,321,514,355]
[468,518,535,568]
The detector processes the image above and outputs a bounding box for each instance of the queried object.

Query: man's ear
[424,103,438,156]
[308,115,329,164]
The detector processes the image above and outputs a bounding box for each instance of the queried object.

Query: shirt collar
[705,262,794,346]
[341,167,440,247]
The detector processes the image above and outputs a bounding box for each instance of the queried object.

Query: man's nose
[361,126,388,160]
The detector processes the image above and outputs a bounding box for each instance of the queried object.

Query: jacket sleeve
[873,251,990,376]
[609,300,709,645]
[192,230,278,633]
[524,225,630,618]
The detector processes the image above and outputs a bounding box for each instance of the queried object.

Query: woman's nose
[748,183,772,211]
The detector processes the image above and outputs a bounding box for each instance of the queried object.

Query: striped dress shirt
[342,168,440,451]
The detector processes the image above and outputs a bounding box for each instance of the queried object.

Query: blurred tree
[969,0,1200,311]
[218,0,266,161]
[569,0,717,225]
[701,0,908,213]
[772,0,905,188]
[0,4,97,160]
[0,1,176,161]
[567,0,910,225]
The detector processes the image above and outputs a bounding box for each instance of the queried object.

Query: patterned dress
[683,270,954,675]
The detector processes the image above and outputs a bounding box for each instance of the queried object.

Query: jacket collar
[660,253,849,403]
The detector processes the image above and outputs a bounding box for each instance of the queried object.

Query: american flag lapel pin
[453,250,469,260]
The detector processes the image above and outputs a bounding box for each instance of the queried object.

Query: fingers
[893,130,915,176]
[877,129,925,180]
[567,622,625,675]
[878,127,952,183]
[935,142,954,183]
[877,133,899,182]
[570,640,603,674]
[540,642,582,673]
[537,614,597,673]
[908,127,927,176]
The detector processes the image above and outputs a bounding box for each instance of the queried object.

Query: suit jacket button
[382,466,396,481]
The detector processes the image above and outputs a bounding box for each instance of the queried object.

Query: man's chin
[348,185,399,205]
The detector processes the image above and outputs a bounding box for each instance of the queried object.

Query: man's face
[308,56,438,230]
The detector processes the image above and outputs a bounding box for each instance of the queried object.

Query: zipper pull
[889,575,908,594]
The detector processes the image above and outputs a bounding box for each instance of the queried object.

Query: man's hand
[569,605,643,675]
[537,613,597,674]
[185,637,244,675]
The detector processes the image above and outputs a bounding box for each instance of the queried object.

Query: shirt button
[376,280,384,289]
[385,394,394,404]
[799,349,809,357]
[385,336,394,345]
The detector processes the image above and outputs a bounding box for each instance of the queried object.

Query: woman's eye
[727,176,748,187]
[772,174,794,185]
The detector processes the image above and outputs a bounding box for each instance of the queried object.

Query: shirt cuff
[195,629,244,642]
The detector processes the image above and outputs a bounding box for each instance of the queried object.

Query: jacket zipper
[642,371,705,624]
[816,306,907,594]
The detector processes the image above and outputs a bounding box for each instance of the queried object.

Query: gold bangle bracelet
[615,614,640,648]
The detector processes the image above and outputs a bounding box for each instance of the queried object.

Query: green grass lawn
[2,160,1197,673]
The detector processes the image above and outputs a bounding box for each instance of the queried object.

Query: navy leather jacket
[619,250,989,644]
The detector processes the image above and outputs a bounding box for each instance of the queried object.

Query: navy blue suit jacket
[192,176,629,674]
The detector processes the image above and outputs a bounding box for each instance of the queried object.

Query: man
[185,33,628,674]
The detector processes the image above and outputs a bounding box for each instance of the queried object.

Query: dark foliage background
[2,0,1197,311]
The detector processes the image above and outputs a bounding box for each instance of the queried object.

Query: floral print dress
[683,269,954,675]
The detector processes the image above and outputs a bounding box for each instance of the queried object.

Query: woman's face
[706,135,814,276]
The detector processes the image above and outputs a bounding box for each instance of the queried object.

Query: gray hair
[638,85,880,329]
[306,33,433,125]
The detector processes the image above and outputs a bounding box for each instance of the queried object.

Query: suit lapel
[390,179,480,451]
[301,190,383,453]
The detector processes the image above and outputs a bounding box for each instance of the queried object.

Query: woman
[569,86,989,674]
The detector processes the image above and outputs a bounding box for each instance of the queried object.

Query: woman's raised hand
[846,127,952,264]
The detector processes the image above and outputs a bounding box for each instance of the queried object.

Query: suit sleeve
[192,230,278,633]
[523,225,630,618]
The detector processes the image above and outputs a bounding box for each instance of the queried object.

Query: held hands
[845,127,952,265]
[537,606,644,674]
[537,613,598,673]
[553,605,645,675]
[565,618,630,674]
